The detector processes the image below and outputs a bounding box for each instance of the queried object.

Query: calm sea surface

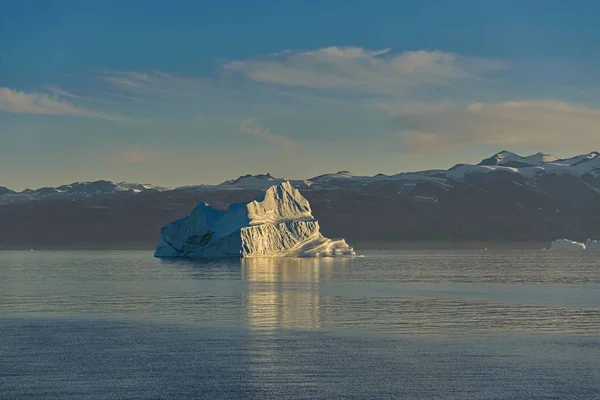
[1,250,599,399]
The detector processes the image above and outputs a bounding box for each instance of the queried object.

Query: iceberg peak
[247,181,313,226]
[154,181,355,258]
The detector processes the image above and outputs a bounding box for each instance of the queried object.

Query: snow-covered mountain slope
[7,151,600,249]
[4,151,600,205]
[479,151,559,167]
[218,173,282,189]
[449,151,600,182]
[307,151,600,186]
[216,173,324,191]
[154,181,355,258]
[0,180,172,204]
[0,186,15,196]
[117,182,173,192]
[309,170,358,182]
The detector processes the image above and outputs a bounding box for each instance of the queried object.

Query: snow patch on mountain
[0,180,172,204]
[450,151,600,182]
[117,182,174,192]
[310,171,357,181]
[479,151,558,167]
[219,173,283,189]
[307,170,453,191]
[154,181,355,258]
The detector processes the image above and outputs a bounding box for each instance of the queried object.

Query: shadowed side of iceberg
[154,202,247,257]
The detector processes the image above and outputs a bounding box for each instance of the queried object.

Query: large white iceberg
[154,181,355,258]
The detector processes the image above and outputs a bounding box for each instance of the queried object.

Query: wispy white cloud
[223,47,505,95]
[224,47,600,155]
[380,100,600,153]
[102,91,153,103]
[45,85,90,101]
[240,119,300,151]
[0,87,127,121]
[101,70,205,97]
[8,46,593,160]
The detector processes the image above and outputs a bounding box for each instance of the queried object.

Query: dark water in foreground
[1,250,600,399]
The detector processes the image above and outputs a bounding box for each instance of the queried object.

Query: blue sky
[2,0,600,190]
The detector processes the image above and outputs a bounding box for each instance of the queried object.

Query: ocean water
[1,250,599,399]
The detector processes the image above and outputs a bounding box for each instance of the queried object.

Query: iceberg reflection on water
[241,257,344,331]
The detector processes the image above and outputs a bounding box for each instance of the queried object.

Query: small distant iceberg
[550,239,585,251]
[154,181,356,258]
[550,239,600,251]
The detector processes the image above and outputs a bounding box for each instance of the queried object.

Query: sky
[2,0,600,190]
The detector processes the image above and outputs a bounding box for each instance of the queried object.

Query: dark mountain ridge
[2,151,600,249]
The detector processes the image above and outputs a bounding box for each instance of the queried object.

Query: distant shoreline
[0,241,552,251]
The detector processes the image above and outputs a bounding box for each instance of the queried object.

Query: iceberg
[585,239,600,251]
[549,238,600,251]
[549,239,586,251]
[154,181,355,258]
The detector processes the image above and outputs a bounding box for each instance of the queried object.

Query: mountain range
[2,150,600,249]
